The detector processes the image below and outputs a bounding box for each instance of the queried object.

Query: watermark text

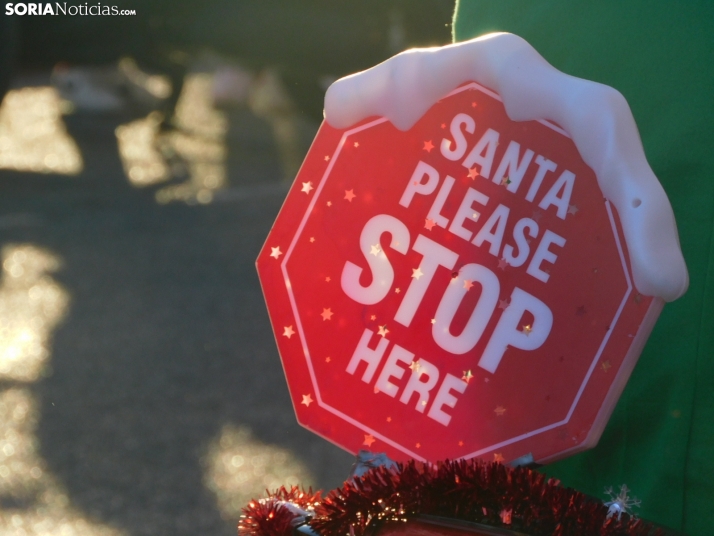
[5,3,136,15]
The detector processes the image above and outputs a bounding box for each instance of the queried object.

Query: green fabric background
[452,1,713,533]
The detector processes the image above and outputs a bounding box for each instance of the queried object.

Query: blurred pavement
[0,71,354,535]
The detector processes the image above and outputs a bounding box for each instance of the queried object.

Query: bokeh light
[116,73,228,205]
[0,88,83,175]
[0,245,126,535]
[0,245,68,382]
[202,425,314,522]
[115,112,170,187]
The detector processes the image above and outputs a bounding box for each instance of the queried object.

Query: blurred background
[0,1,453,534]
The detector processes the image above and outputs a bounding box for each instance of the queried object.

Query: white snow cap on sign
[324,33,688,302]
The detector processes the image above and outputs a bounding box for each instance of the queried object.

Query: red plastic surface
[256,82,661,464]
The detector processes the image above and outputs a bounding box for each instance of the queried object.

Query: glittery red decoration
[241,460,668,536]
[240,487,322,536]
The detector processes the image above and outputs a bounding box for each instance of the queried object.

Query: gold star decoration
[283,326,295,338]
[321,308,333,321]
[497,258,509,270]
[441,123,446,129]
[494,405,506,417]
[458,440,464,446]
[270,246,282,259]
[370,244,381,256]
[395,288,401,294]
[467,167,479,180]
[378,325,389,337]
[498,299,509,310]
[326,201,332,207]
[302,394,313,407]
[354,142,359,148]
[324,155,330,161]
[325,276,331,282]
[431,318,436,324]
[412,267,424,280]
[601,360,612,372]
[363,434,376,447]
[463,280,474,291]
[416,443,421,449]
[370,315,376,321]
[344,189,356,202]
[409,360,420,373]
[424,218,436,230]
[325,356,331,363]
[462,370,473,383]
[386,416,392,422]
[423,140,434,152]
[522,324,532,335]
[471,102,478,108]
[374,386,380,394]
[568,204,579,215]
[309,237,315,243]
[500,176,511,186]
[301,181,314,194]
[493,453,505,463]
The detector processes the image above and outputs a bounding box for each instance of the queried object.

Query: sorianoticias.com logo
[5,2,136,15]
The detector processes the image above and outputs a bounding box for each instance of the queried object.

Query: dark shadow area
[0,98,352,535]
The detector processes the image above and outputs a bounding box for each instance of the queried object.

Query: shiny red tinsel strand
[241,460,665,536]
[240,486,322,536]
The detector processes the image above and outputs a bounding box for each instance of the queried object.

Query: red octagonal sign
[257,82,663,465]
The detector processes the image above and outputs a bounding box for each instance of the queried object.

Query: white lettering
[472,203,509,257]
[526,230,566,283]
[427,373,468,426]
[394,235,458,327]
[462,128,499,179]
[503,217,539,267]
[399,160,440,209]
[525,155,557,202]
[441,113,475,161]
[433,263,500,354]
[375,344,414,398]
[426,174,455,229]
[478,287,553,373]
[492,140,534,193]
[346,328,390,383]
[399,358,439,412]
[341,214,410,304]
[448,186,489,241]
[538,170,575,219]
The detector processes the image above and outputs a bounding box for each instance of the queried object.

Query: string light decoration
[240,459,668,536]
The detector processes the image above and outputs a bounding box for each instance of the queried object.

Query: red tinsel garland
[240,486,322,536]
[240,459,664,536]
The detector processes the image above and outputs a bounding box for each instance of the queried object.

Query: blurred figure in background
[4,1,452,189]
